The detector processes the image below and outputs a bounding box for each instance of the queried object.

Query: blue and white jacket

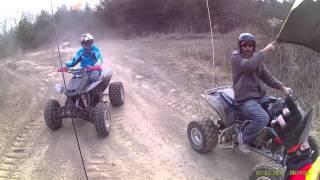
[66,45,103,68]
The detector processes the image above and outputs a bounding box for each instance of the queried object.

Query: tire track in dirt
[109,61,209,121]
[86,154,111,179]
[161,95,214,120]
[0,90,46,179]
[0,118,42,179]
[84,107,127,180]
[0,56,58,179]
[80,101,156,179]
[106,47,218,122]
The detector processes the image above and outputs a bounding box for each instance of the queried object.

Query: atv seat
[219,90,237,107]
[86,69,113,93]
[218,89,248,121]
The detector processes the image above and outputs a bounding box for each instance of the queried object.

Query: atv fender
[87,80,103,92]
[101,68,113,86]
[201,87,235,127]
[86,68,113,92]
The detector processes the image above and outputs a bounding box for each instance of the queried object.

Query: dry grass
[136,32,211,42]
[176,46,212,63]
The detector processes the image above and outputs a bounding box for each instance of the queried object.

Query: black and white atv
[44,66,125,137]
[187,86,319,179]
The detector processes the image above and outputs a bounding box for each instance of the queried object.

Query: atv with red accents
[187,86,318,179]
[44,66,125,137]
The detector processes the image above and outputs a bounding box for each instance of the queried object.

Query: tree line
[0,0,293,57]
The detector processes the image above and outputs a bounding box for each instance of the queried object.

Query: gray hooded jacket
[231,50,284,102]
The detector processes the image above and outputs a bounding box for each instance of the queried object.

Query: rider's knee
[259,111,270,126]
[89,70,100,83]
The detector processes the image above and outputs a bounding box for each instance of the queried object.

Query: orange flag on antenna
[71,0,86,10]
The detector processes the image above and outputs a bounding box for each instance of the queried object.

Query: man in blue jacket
[65,33,103,83]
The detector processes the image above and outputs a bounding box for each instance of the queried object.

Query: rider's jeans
[238,97,270,144]
[89,70,100,83]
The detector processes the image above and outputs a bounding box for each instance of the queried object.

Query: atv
[187,86,319,179]
[44,66,125,137]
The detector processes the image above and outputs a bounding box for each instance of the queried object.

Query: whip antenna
[49,1,88,179]
[205,0,215,88]
[50,1,67,88]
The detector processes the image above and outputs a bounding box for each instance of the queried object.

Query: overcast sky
[0,0,100,20]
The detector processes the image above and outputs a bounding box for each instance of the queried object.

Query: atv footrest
[218,144,236,149]
[250,148,284,164]
[218,145,235,149]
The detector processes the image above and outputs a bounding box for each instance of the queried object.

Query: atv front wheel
[249,162,284,180]
[308,136,319,163]
[109,82,125,107]
[93,102,111,137]
[91,91,103,106]
[187,119,219,153]
[44,99,62,130]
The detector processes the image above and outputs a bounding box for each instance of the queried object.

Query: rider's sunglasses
[82,41,93,49]
[241,42,254,48]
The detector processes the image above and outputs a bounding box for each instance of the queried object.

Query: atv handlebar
[285,91,298,102]
[57,66,102,73]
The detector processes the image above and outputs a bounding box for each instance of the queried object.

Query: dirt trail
[0,39,263,180]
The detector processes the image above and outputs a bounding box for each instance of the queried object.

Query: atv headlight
[55,84,65,94]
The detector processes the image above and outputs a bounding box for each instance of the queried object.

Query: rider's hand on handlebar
[86,65,102,71]
[281,86,293,95]
[57,66,69,72]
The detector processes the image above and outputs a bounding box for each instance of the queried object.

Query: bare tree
[0,18,8,36]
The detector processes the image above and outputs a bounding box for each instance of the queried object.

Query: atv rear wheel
[109,82,125,107]
[249,162,284,180]
[308,136,319,163]
[44,99,62,130]
[93,102,111,137]
[187,119,219,153]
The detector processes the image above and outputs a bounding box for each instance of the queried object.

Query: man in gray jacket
[232,33,292,154]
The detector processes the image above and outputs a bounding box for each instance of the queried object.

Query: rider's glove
[58,66,68,72]
[281,86,293,95]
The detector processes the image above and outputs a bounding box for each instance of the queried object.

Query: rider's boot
[238,133,251,154]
